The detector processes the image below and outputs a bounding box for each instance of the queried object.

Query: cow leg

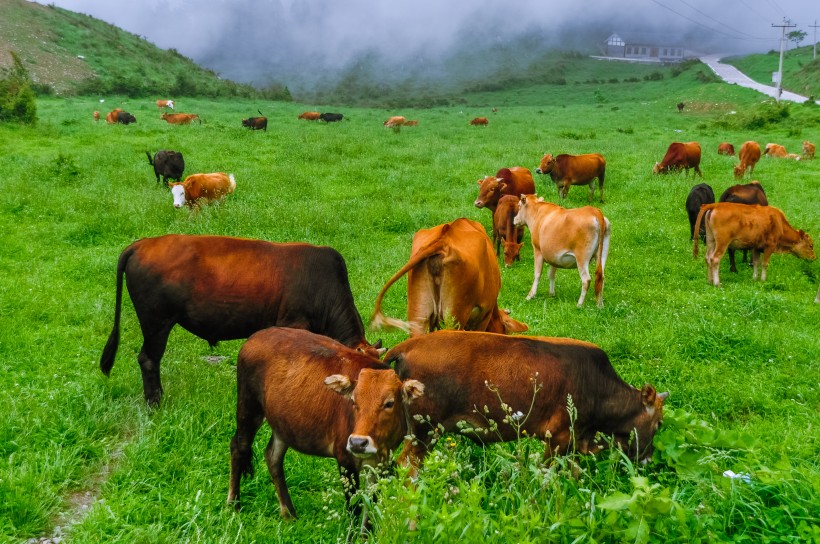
[758,250,774,282]
[227,402,265,509]
[136,321,174,406]
[706,244,725,287]
[728,249,738,273]
[576,263,591,307]
[337,459,362,518]
[396,438,430,481]
[526,251,545,300]
[587,183,595,203]
[265,433,297,519]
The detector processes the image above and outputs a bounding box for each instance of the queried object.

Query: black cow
[99,235,381,405]
[145,150,185,186]
[116,111,137,125]
[718,181,768,272]
[320,112,344,122]
[685,183,714,241]
[242,109,268,131]
[677,102,685,112]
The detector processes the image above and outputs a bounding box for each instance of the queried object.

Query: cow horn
[657,391,670,401]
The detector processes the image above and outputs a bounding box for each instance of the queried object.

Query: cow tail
[145,150,154,166]
[99,247,132,376]
[228,174,236,192]
[257,109,264,117]
[370,237,449,333]
[594,209,609,300]
[692,204,713,258]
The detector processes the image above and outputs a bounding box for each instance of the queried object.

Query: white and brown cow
[156,99,175,111]
[170,172,236,209]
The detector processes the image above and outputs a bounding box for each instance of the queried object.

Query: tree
[0,51,37,124]
[787,30,807,49]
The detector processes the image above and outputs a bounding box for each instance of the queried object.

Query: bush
[643,72,664,81]
[0,51,37,124]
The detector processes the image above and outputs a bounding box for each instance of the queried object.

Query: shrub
[644,71,664,81]
[0,51,37,124]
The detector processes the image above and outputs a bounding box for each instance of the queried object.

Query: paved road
[699,54,820,105]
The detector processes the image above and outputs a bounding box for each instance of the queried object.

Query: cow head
[535,154,555,175]
[792,230,816,261]
[732,163,745,180]
[474,176,504,209]
[614,385,668,461]
[513,194,537,228]
[652,162,662,175]
[502,240,524,268]
[170,183,187,208]
[325,369,424,460]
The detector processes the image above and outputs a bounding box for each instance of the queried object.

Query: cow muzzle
[474,200,484,208]
[346,434,377,457]
[535,168,544,175]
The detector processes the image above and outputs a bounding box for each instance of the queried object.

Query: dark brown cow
[371,218,528,336]
[733,141,761,180]
[717,142,735,156]
[719,181,768,272]
[677,102,685,112]
[492,195,524,267]
[469,117,489,126]
[693,203,816,286]
[145,150,185,186]
[653,142,702,177]
[381,330,668,477]
[685,183,714,242]
[242,110,268,131]
[474,167,536,213]
[536,153,607,202]
[99,235,381,405]
[227,327,417,521]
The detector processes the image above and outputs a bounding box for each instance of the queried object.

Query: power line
[677,0,768,40]
[738,0,771,23]
[650,0,772,41]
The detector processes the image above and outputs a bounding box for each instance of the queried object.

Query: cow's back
[557,153,606,179]
[498,167,536,195]
[705,203,783,248]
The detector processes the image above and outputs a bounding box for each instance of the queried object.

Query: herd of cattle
[97,98,818,523]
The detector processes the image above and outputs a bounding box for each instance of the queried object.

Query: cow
[116,111,136,125]
[474,167,536,214]
[719,181,768,272]
[105,108,122,124]
[717,142,735,156]
[161,113,201,125]
[693,203,815,286]
[404,120,419,127]
[383,116,406,127]
[145,150,185,186]
[493,195,525,267]
[685,183,715,242]
[803,141,815,160]
[784,153,802,161]
[93,111,100,122]
[99,235,382,405]
[380,330,668,479]
[733,141,762,180]
[469,117,489,126]
[763,143,788,158]
[156,99,175,110]
[298,111,321,120]
[653,142,702,177]
[227,327,411,523]
[170,172,236,209]
[677,102,685,112]
[242,110,267,131]
[536,153,607,202]
[371,217,528,336]
[320,112,344,122]
[514,195,611,307]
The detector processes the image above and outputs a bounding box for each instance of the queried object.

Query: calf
[116,111,136,125]
[469,117,489,126]
[242,110,267,131]
[693,203,815,286]
[170,172,235,209]
[717,142,735,156]
[298,111,321,120]
[803,141,815,160]
[653,141,702,177]
[227,327,413,521]
[320,112,344,122]
[161,113,200,125]
[536,153,607,202]
[719,181,768,272]
[685,183,715,242]
[145,150,185,186]
[492,195,524,267]
[474,167,536,214]
[383,330,668,478]
[763,143,788,158]
[514,195,610,307]
[733,141,762,180]
[99,235,381,405]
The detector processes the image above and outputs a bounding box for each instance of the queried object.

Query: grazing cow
[763,143,788,158]
[242,110,267,131]
[170,172,236,209]
[719,181,768,272]
[227,327,408,522]
[492,195,525,267]
[298,111,321,120]
[99,235,381,405]
[685,183,715,241]
[733,141,762,180]
[161,113,201,125]
[105,108,122,124]
[693,203,815,286]
[536,153,607,202]
[145,150,185,186]
[653,142,702,177]
[474,167,536,213]
[320,112,344,122]
[677,102,685,112]
[156,99,174,110]
[469,117,489,126]
[717,142,735,156]
[382,330,668,478]
[93,111,100,122]
[116,111,136,125]
[404,120,419,126]
[803,141,815,160]
[514,195,611,307]
[371,218,528,336]
[383,116,406,127]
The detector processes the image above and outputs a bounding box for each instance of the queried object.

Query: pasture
[1,65,819,542]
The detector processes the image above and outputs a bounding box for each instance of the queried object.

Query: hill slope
[723,45,820,100]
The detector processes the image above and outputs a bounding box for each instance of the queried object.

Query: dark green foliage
[643,71,664,81]
[0,51,37,124]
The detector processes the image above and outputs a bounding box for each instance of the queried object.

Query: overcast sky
[34,0,818,88]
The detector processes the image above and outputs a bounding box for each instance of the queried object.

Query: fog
[36,0,818,93]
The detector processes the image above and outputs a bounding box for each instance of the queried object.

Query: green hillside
[723,44,820,100]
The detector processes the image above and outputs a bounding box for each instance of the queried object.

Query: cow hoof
[525,294,535,301]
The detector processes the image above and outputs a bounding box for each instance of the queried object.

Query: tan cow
[803,141,815,160]
[298,111,321,120]
[156,99,174,110]
[93,111,100,122]
[693,203,816,286]
[536,153,607,202]
[105,108,123,124]
[383,116,406,127]
[371,217,528,336]
[474,167,536,214]
[170,172,236,209]
[514,195,611,307]
[161,113,200,125]
[492,195,524,267]
[717,142,735,156]
[763,143,788,158]
[733,141,761,180]
[469,117,489,126]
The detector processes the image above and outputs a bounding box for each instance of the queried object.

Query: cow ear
[499,182,508,192]
[503,314,528,333]
[477,179,483,186]
[325,374,355,398]
[402,379,425,403]
[640,384,657,406]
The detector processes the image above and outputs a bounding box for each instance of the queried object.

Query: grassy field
[1,60,819,543]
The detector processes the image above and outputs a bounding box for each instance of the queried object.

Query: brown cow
[514,195,610,307]
[382,330,668,478]
[298,111,321,120]
[685,183,715,242]
[536,153,607,202]
[371,218,528,336]
[653,142,702,177]
[156,99,174,110]
[105,108,123,124]
[170,173,236,209]
[242,111,267,131]
[493,195,525,267]
[474,167,536,213]
[719,181,768,272]
[693,203,816,286]
[99,235,382,405]
[383,116,406,127]
[717,142,735,156]
[803,141,815,160]
[763,143,788,158]
[161,113,200,125]
[469,117,489,126]
[93,111,100,122]
[227,327,413,521]
[733,141,762,180]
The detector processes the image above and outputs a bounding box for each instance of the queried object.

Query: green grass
[723,44,820,100]
[1,61,819,543]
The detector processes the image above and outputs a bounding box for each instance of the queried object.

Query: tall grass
[1,63,819,542]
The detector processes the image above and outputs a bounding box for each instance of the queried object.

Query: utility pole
[810,20,819,60]
[772,18,796,102]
